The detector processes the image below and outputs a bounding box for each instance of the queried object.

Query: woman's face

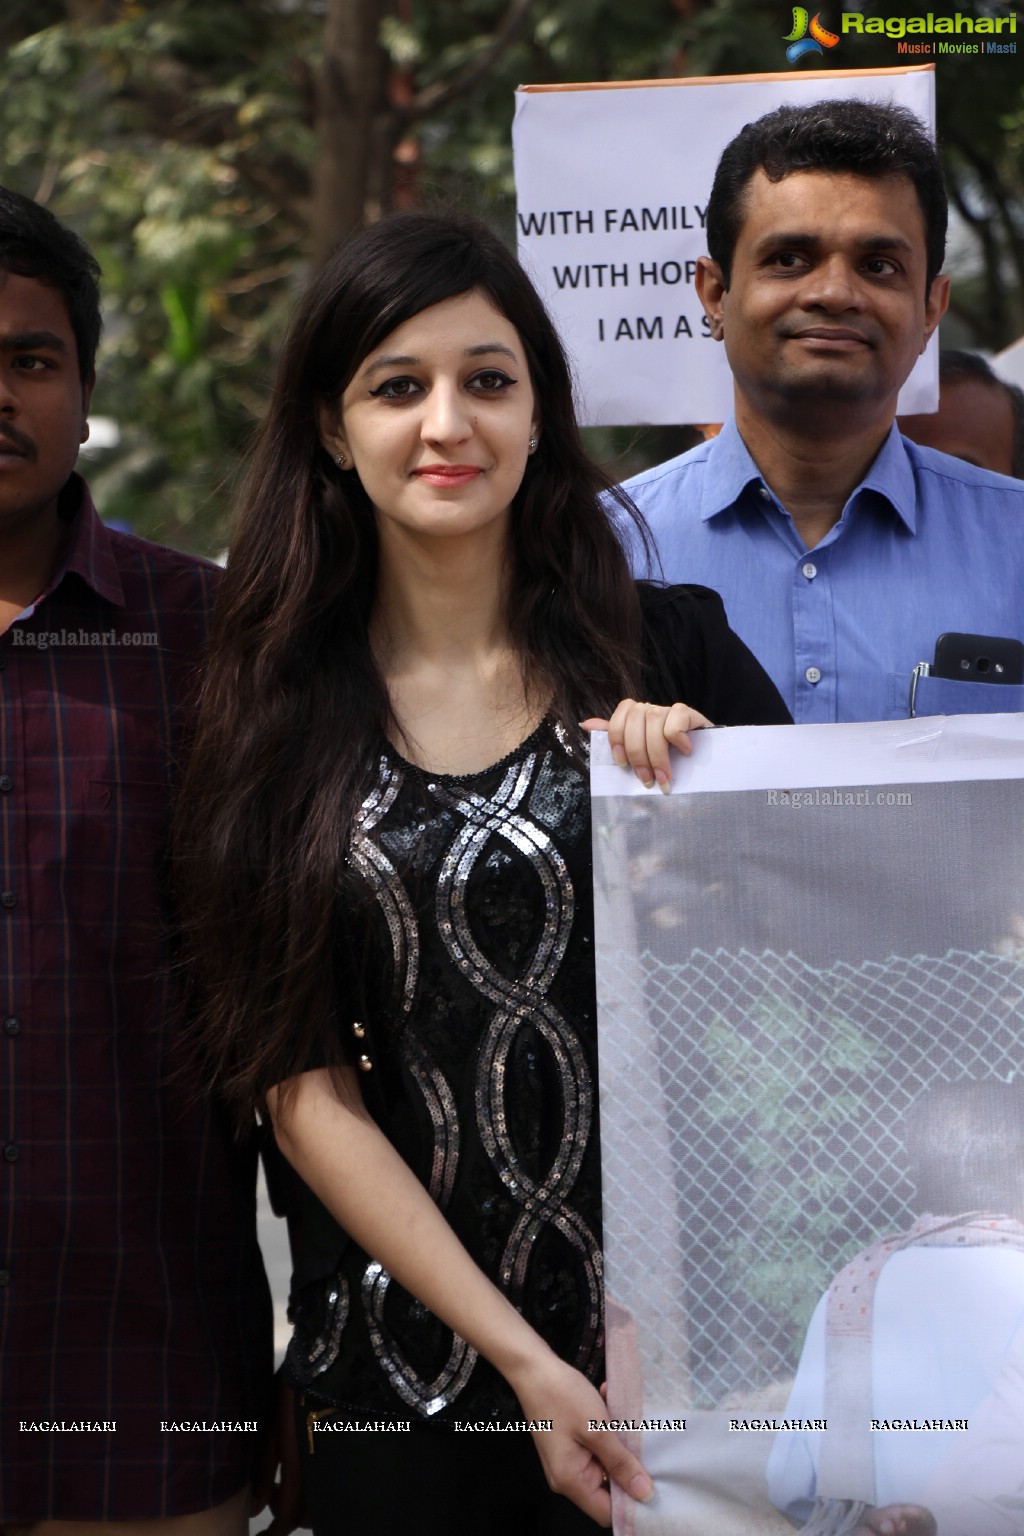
[320,288,539,552]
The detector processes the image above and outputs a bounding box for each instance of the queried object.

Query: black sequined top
[285,717,601,1419]
[279,585,790,1421]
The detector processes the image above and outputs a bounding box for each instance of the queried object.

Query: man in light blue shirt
[768,1081,1024,1536]
[622,99,1024,725]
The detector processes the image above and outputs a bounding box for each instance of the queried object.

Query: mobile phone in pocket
[931,632,1024,685]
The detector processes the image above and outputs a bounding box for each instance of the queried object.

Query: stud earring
[528,436,538,453]
[334,451,347,469]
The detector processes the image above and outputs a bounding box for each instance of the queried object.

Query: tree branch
[407,0,534,120]
[944,162,1006,349]
[947,133,1024,303]
[112,79,312,218]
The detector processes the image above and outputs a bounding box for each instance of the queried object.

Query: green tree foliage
[0,0,324,548]
[701,996,893,1380]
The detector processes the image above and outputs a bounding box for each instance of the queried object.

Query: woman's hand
[581,699,712,793]
[507,1351,653,1527]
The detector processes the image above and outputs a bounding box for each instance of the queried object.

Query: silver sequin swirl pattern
[432,750,602,1373]
[352,756,476,1415]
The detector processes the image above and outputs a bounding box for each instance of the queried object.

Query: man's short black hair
[939,349,1024,479]
[0,185,101,381]
[705,98,948,292]
[905,1079,1024,1217]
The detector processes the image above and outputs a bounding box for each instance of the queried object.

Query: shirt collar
[701,417,918,535]
[49,473,126,609]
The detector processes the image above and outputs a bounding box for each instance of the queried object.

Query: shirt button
[0,775,11,793]
[757,484,770,499]
[0,891,14,909]
[3,1144,19,1163]
[0,1268,10,1286]
[3,1018,19,1036]
[802,562,817,580]
[805,666,822,685]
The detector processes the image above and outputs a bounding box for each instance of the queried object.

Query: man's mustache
[0,421,34,457]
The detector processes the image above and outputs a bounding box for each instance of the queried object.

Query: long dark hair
[175,211,650,1125]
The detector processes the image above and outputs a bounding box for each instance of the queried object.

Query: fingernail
[655,770,670,794]
[637,772,655,789]
[612,746,627,766]
[629,1472,655,1502]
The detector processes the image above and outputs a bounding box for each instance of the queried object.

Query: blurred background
[2,0,1020,552]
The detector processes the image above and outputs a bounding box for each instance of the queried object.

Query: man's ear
[80,368,95,444]
[922,273,950,352]
[695,257,727,342]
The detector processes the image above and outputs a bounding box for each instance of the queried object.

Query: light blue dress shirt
[622,419,1024,723]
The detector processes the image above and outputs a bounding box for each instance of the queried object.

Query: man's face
[0,269,92,534]
[899,376,1017,479]
[697,170,949,428]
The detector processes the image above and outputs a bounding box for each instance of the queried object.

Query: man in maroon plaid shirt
[0,189,274,1533]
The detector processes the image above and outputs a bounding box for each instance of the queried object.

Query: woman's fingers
[514,1355,652,1526]
[594,1432,656,1505]
[662,700,713,754]
[582,700,713,790]
[533,1423,653,1527]
[623,701,659,787]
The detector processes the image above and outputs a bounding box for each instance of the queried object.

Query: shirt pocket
[70,702,168,899]
[889,671,1024,720]
[85,774,167,844]
[76,774,169,961]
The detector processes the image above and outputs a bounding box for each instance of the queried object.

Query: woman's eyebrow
[464,343,518,361]
[362,341,519,376]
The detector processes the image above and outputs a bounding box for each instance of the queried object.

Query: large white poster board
[514,67,936,426]
[592,714,1024,1536]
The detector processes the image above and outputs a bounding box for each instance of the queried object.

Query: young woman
[176,212,788,1534]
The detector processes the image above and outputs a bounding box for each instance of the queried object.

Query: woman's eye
[470,370,516,393]
[369,377,421,400]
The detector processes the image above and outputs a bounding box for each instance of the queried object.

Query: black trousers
[296,1397,602,1536]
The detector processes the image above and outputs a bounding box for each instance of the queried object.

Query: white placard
[514,66,937,426]
[591,715,1024,1535]
[590,712,1024,798]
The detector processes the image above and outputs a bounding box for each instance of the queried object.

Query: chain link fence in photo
[598,943,1024,1412]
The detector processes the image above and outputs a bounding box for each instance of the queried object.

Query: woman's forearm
[269,1066,554,1382]
[267,1064,653,1525]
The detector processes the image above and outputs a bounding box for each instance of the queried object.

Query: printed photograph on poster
[592,717,1024,1536]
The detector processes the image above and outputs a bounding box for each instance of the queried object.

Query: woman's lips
[413,465,483,486]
